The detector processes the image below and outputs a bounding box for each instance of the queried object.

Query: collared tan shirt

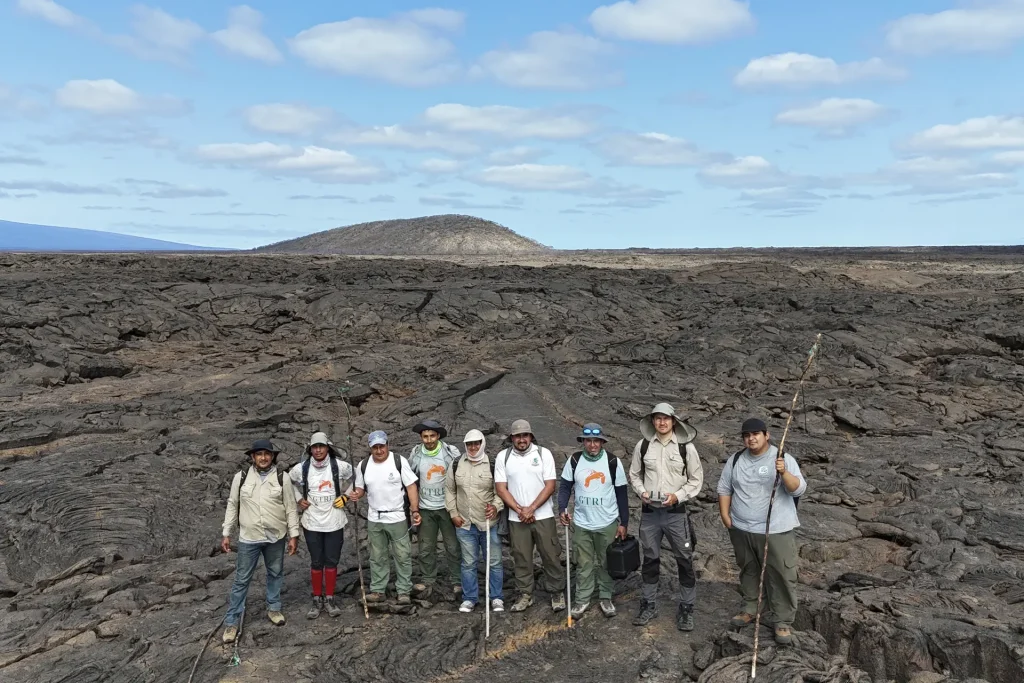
[628,433,704,503]
[445,455,504,530]
[222,465,301,542]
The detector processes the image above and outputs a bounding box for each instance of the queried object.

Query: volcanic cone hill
[255,214,551,255]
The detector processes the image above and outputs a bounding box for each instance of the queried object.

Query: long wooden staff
[339,387,370,620]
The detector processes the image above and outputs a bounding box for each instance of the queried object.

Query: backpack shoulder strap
[277,468,284,487]
[359,457,368,480]
[640,439,650,457]
[330,456,341,496]
[302,458,312,499]
[731,449,744,470]
[569,451,583,480]
[393,452,403,475]
[608,452,618,482]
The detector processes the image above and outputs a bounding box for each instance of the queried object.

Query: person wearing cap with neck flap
[220,439,301,644]
[445,429,504,613]
[409,418,463,600]
[288,431,354,619]
[558,423,629,618]
[717,417,806,645]
[493,419,566,613]
[351,430,422,605]
[627,403,704,631]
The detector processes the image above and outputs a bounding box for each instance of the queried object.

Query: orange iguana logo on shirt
[426,464,446,481]
[584,471,606,488]
[317,480,333,492]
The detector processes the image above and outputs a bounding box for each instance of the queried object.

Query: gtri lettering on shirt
[493,444,557,523]
[627,434,705,504]
[355,454,418,524]
[289,459,354,533]
[716,445,806,535]
[561,453,627,531]
[410,444,456,511]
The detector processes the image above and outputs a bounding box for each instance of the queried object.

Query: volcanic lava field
[1,249,1022,683]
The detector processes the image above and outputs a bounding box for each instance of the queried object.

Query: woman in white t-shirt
[288,432,353,619]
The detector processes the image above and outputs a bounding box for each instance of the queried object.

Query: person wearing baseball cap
[717,417,806,645]
[493,419,566,613]
[351,430,423,606]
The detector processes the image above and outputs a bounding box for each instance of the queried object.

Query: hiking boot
[323,596,342,618]
[510,594,534,612]
[396,594,412,605]
[414,583,433,599]
[570,602,589,618]
[268,610,286,626]
[676,604,695,632]
[730,612,755,628]
[364,592,385,604]
[774,625,794,646]
[491,599,505,612]
[550,592,566,612]
[306,596,323,620]
[453,585,463,601]
[599,599,616,618]
[459,600,475,613]
[222,625,238,644]
[632,600,658,626]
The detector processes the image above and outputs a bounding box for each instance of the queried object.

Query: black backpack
[730,448,801,509]
[359,453,413,530]
[302,455,342,501]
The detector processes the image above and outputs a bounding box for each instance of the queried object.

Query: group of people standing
[219,404,807,647]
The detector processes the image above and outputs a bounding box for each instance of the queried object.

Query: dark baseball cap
[741,418,768,434]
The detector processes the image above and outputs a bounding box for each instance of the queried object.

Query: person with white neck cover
[445,429,504,613]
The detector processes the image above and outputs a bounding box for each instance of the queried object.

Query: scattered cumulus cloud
[211,5,282,64]
[467,163,675,207]
[423,103,600,140]
[16,0,87,29]
[902,115,1024,153]
[196,142,391,184]
[590,0,754,44]
[591,132,720,166]
[858,156,1018,196]
[487,146,549,164]
[243,103,333,136]
[734,53,907,89]
[885,1,1024,55]
[473,31,622,90]
[54,79,189,117]
[774,98,891,136]
[328,124,481,156]
[417,158,464,174]
[289,11,463,86]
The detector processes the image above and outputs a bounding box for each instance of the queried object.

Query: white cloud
[16,0,85,28]
[468,163,674,207]
[328,124,481,156]
[211,5,283,64]
[737,187,826,214]
[417,158,464,174]
[589,0,754,44]
[196,142,390,183]
[401,8,465,31]
[289,11,463,86]
[698,155,834,191]
[487,146,548,164]
[243,103,332,135]
[858,155,1018,195]
[885,1,1024,55]
[591,132,716,166]
[774,98,890,136]
[903,115,1024,152]
[114,5,205,63]
[54,79,188,117]
[423,103,599,139]
[734,53,907,89]
[993,150,1024,166]
[419,194,523,211]
[473,31,621,90]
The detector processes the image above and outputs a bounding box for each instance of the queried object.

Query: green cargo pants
[573,521,618,604]
[368,521,412,595]
[508,517,566,596]
[728,527,799,626]
[418,507,460,587]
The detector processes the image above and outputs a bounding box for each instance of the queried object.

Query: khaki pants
[728,527,799,626]
[417,507,460,586]
[573,521,618,603]
[367,521,412,595]
[508,517,566,596]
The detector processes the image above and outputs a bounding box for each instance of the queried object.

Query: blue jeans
[226,538,285,625]
[456,524,503,603]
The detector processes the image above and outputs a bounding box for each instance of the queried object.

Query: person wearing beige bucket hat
[627,403,704,631]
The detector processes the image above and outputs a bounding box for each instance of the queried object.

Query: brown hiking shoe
[730,612,755,627]
[396,594,412,605]
[364,592,385,604]
[267,610,286,626]
[774,625,794,645]
[222,625,238,644]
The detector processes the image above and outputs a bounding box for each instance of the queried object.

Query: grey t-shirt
[716,445,806,534]
[409,443,459,511]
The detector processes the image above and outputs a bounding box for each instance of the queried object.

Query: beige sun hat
[639,402,697,443]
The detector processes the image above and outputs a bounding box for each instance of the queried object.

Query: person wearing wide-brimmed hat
[494,419,566,613]
[408,418,462,599]
[220,439,301,643]
[558,423,629,619]
[627,403,704,631]
[288,431,354,619]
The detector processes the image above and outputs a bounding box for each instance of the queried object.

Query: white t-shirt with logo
[355,453,418,525]
[560,452,626,531]
[289,458,354,533]
[493,444,557,522]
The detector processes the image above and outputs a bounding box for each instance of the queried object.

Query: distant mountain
[0,220,222,252]
[255,214,551,255]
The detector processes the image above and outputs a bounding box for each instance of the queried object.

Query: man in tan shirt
[627,403,704,631]
[220,439,301,643]
[445,429,504,613]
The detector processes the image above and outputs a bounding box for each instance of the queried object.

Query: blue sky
[1,0,1022,249]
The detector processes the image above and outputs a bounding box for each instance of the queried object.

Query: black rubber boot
[632,600,658,626]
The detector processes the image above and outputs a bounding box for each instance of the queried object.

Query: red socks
[324,568,337,597]
[311,569,323,597]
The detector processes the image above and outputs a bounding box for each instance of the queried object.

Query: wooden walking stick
[485,517,491,639]
[565,524,573,628]
[339,387,370,620]
[750,333,821,680]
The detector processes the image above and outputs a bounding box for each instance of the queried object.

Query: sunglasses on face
[582,428,602,435]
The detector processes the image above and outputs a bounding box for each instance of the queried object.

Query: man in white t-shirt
[494,419,566,613]
[351,430,422,605]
